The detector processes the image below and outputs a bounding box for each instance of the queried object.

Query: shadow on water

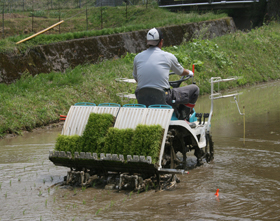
[0,81,280,220]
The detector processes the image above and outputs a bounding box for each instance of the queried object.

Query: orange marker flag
[192,64,195,76]
[215,189,219,197]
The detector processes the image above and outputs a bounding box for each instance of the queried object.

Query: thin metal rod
[243,106,245,145]
[2,2,4,39]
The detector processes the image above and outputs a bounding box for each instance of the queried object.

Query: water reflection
[0,81,279,220]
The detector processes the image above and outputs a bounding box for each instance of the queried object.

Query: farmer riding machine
[49,73,242,191]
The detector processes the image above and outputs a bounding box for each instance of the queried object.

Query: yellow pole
[16,20,64,45]
[243,106,245,145]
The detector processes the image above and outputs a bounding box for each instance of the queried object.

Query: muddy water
[0,81,280,220]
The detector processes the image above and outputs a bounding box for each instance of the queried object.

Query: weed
[43,179,46,184]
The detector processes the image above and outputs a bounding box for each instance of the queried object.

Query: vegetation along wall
[0,17,236,84]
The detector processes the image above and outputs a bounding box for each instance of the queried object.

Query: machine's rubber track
[49,151,157,175]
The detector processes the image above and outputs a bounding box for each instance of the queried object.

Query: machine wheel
[205,134,214,163]
[164,128,186,169]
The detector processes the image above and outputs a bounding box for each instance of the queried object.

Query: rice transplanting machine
[49,73,243,191]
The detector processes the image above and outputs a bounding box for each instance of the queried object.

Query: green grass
[0,22,280,138]
[0,5,227,52]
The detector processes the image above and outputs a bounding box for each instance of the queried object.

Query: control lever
[195,113,203,125]
[203,113,209,124]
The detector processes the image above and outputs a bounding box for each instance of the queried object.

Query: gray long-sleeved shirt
[132,47,184,90]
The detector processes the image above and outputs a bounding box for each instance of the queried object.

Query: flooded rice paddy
[0,81,280,220]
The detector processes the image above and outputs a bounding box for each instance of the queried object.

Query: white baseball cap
[147,28,163,46]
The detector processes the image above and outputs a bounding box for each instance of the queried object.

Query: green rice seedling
[45,199,47,207]
[82,186,86,192]
[129,191,133,198]
[103,128,134,156]
[23,209,26,215]
[131,124,163,162]
[48,188,50,194]
[74,188,77,194]
[5,192,7,198]
[53,196,56,203]
[55,134,81,156]
[40,216,42,221]
[95,208,102,215]
[73,204,77,209]
[24,166,25,171]
[9,180,11,186]
[145,184,149,192]
[80,113,115,153]
[39,190,42,196]
[93,195,96,201]
[18,177,21,182]
[34,183,36,187]
[51,176,53,182]
[92,182,96,188]
[43,179,46,184]
[83,199,86,205]
[123,197,126,202]
[110,200,115,207]
[0,182,2,189]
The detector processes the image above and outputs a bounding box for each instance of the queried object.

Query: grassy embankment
[0,6,227,52]
[0,22,280,137]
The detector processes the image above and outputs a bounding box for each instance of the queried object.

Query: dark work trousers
[165,84,200,105]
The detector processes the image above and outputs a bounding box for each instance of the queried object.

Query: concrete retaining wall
[0,17,236,84]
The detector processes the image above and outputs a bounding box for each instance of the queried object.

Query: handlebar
[169,72,192,88]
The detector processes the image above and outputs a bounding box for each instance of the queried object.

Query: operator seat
[136,87,167,107]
